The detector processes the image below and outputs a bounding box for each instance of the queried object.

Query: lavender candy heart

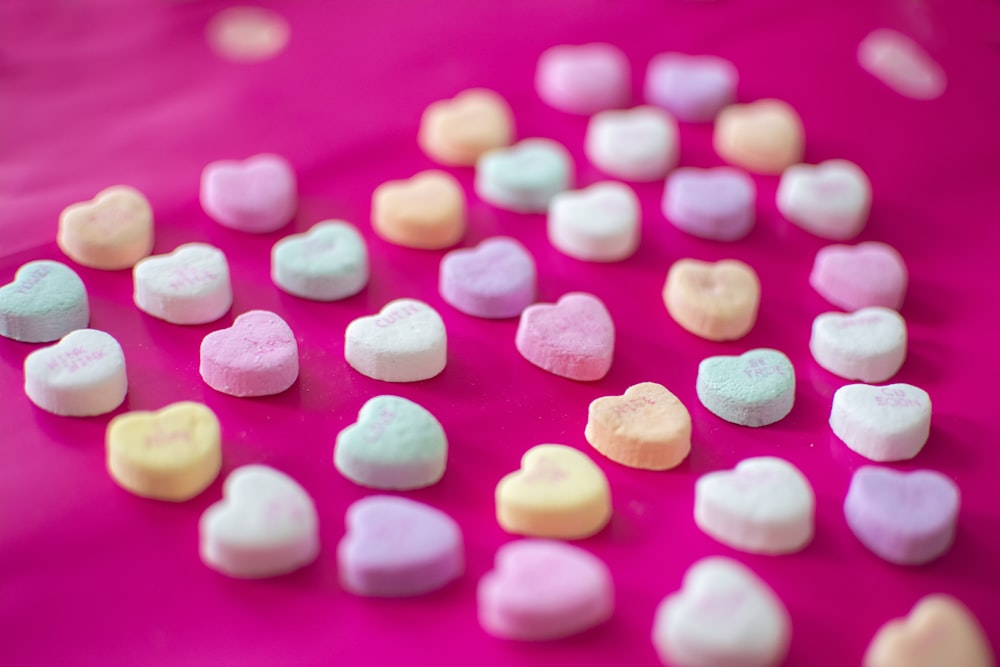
[844,466,960,565]
[337,495,464,597]
[439,236,536,318]
[644,53,738,122]
[663,167,756,241]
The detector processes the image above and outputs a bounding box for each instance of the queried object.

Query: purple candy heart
[663,167,756,241]
[439,236,536,318]
[844,466,960,565]
[337,495,464,597]
[644,53,738,122]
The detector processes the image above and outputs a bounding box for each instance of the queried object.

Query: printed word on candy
[644,52,738,122]
[585,106,679,182]
[200,310,298,397]
[777,159,872,240]
[106,402,222,501]
[338,496,463,597]
[516,292,614,381]
[200,153,297,233]
[535,43,630,115]
[585,382,692,470]
[58,186,154,270]
[496,444,611,539]
[830,383,931,462]
[200,465,319,578]
[714,99,804,174]
[664,259,760,341]
[133,243,233,325]
[271,221,369,301]
[478,540,614,640]
[652,557,791,667]
[419,88,515,166]
[0,260,89,343]
[695,456,814,554]
[810,306,907,382]
[334,395,447,491]
[439,236,536,318]
[24,329,127,417]
[371,170,466,250]
[810,241,907,311]
[664,167,756,241]
[548,182,640,262]
[475,138,573,213]
[696,348,796,427]
[344,299,447,382]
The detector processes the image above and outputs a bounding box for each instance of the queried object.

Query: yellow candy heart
[106,401,222,502]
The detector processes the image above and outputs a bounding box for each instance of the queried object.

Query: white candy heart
[776,159,872,240]
[695,456,814,554]
[547,181,640,262]
[271,220,369,301]
[831,383,931,462]
[810,307,907,383]
[475,138,574,213]
[199,465,319,578]
[653,556,791,667]
[858,29,946,101]
[133,243,233,325]
[344,299,447,382]
[585,106,678,182]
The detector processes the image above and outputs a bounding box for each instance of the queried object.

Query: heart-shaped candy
[475,138,574,213]
[863,595,994,667]
[133,243,233,325]
[106,401,222,501]
[439,236,536,318]
[535,42,630,115]
[338,495,463,597]
[371,170,466,249]
[344,298,447,382]
[199,465,319,578]
[810,307,907,382]
[585,106,679,182]
[810,242,908,311]
[200,153,297,233]
[844,466,959,565]
[418,88,515,166]
[24,329,127,417]
[695,456,814,554]
[0,260,89,343]
[777,159,872,240]
[585,382,691,470]
[57,185,155,270]
[478,539,614,640]
[200,310,298,397]
[714,99,805,174]
[496,444,612,539]
[830,383,931,462]
[515,292,615,381]
[697,348,796,427]
[663,258,761,341]
[858,29,946,101]
[271,220,369,301]
[547,181,640,262]
[644,52,739,122]
[334,395,447,490]
[663,166,756,241]
[652,557,791,667]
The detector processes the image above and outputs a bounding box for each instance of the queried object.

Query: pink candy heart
[810,242,908,311]
[644,53,738,122]
[515,292,615,381]
[199,310,299,397]
[535,43,631,115]
[200,153,297,233]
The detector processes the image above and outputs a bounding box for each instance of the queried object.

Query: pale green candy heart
[696,348,795,427]
[271,220,369,301]
[475,138,573,213]
[0,260,89,342]
[334,395,447,490]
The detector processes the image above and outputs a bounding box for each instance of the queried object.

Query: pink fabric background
[2,1,999,665]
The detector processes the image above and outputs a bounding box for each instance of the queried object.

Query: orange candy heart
[58,186,155,270]
[419,89,515,166]
[371,171,466,249]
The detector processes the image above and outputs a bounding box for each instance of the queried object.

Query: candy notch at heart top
[344,298,447,382]
[830,383,931,462]
[271,220,369,301]
[475,138,574,213]
[439,236,536,318]
[652,556,791,667]
[57,185,155,270]
[810,307,907,382]
[419,88,515,166]
[844,466,959,565]
[372,170,466,249]
[200,153,297,233]
[478,540,614,640]
[334,395,447,490]
[663,167,756,241]
[133,243,233,325]
[663,258,761,341]
[644,52,739,122]
[496,444,612,539]
[586,382,691,470]
[548,182,641,262]
[24,329,128,417]
[535,42,630,115]
[106,401,222,501]
[863,594,995,667]
[0,260,89,343]
[714,99,805,174]
[810,242,908,311]
[200,310,298,397]
[585,106,679,182]
[777,160,872,240]
[697,348,796,427]
[338,495,463,597]
[515,292,615,381]
[199,464,319,578]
